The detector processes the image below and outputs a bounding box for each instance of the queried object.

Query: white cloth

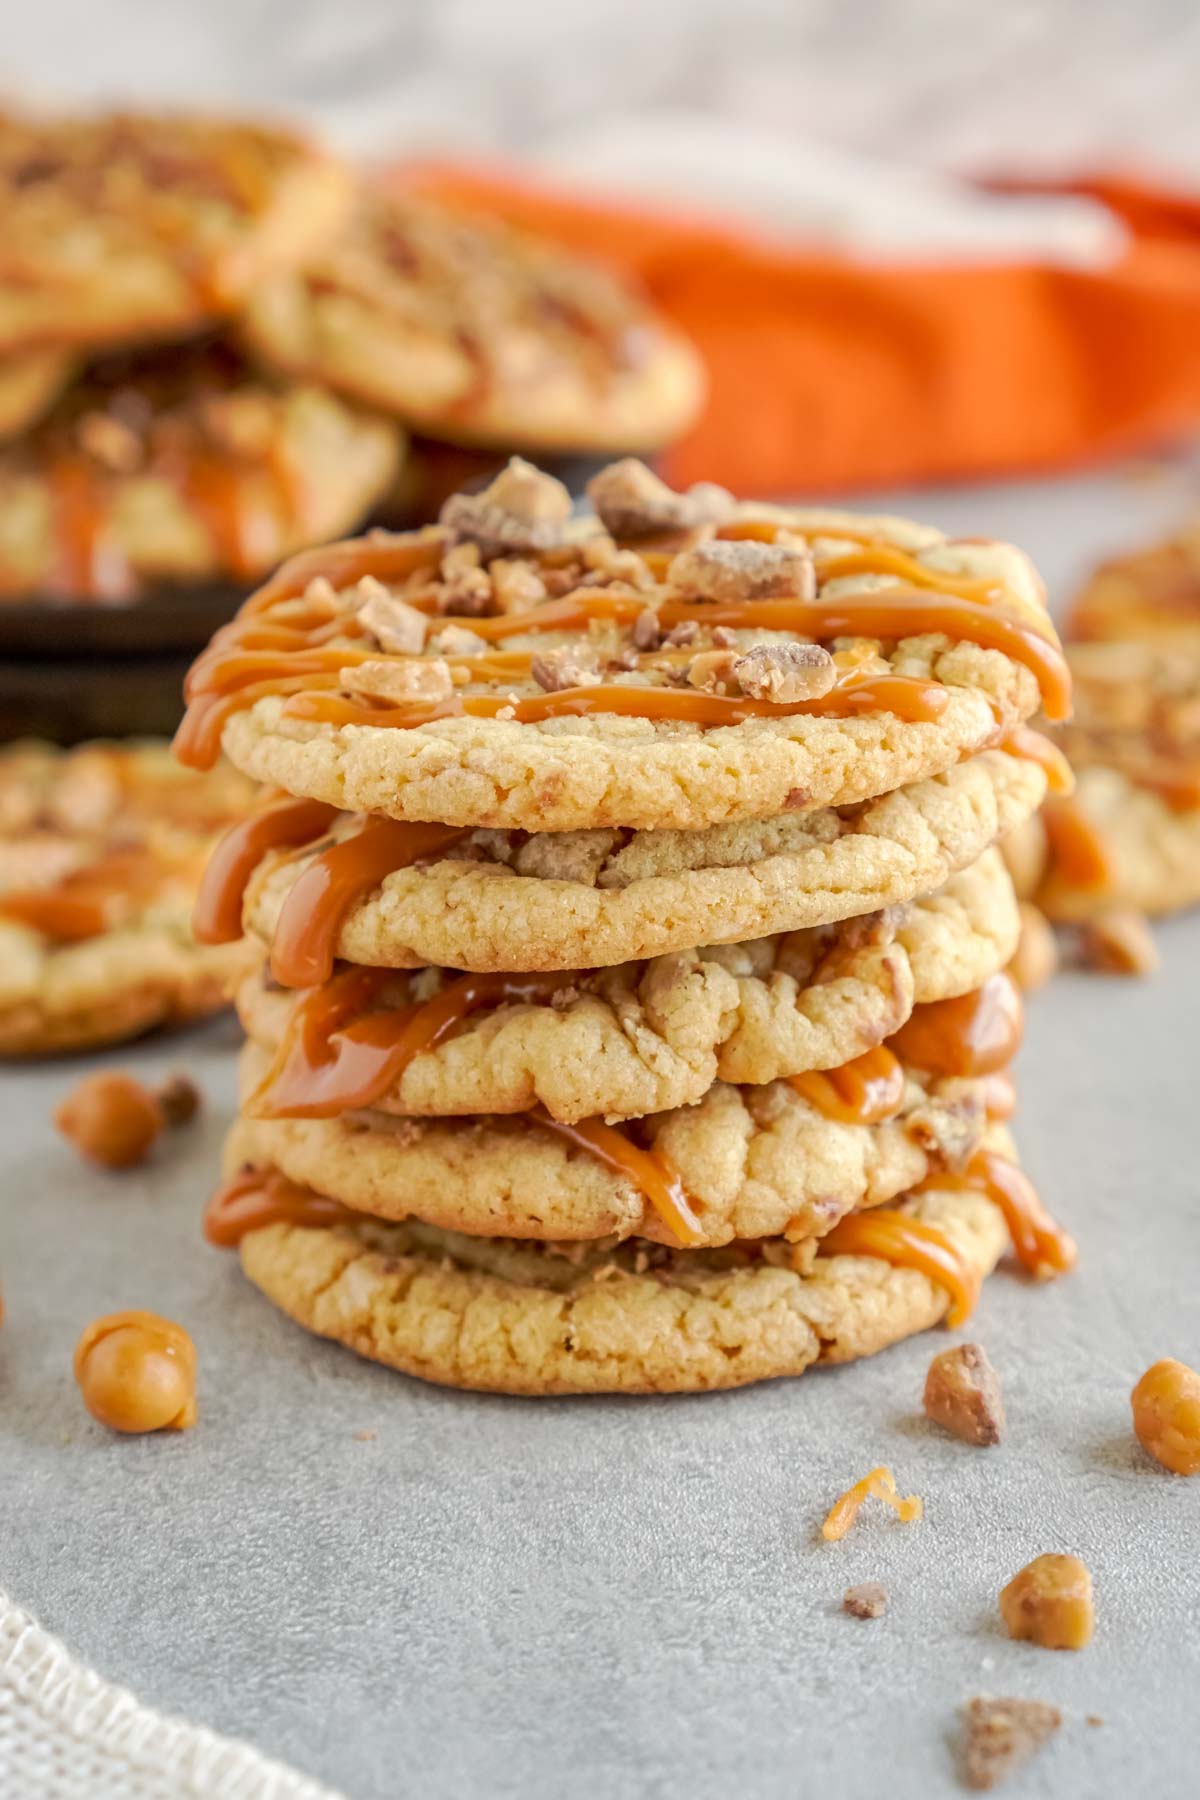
[0,1591,343,1800]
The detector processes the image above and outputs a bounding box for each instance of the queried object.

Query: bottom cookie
[228,1185,1009,1395]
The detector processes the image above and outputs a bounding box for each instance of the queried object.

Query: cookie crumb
[354,1430,376,1442]
[842,1581,887,1619]
[961,1696,1061,1790]
[924,1342,1005,1446]
[1086,1715,1104,1727]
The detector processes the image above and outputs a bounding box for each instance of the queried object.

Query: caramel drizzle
[174,536,1070,768]
[193,795,337,945]
[996,725,1073,795]
[529,1112,705,1248]
[269,818,467,990]
[817,1208,979,1327]
[249,966,572,1119]
[916,1151,1076,1281]
[0,847,174,942]
[888,973,1023,1078]
[1040,796,1113,893]
[203,1168,355,1247]
[789,1045,906,1125]
[45,456,132,602]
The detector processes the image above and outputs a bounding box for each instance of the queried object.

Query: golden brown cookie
[177,459,1068,834]
[228,1040,996,1248]
[1068,521,1200,645]
[0,108,351,353]
[0,740,257,1054]
[236,849,1018,1124]
[0,337,401,602]
[237,749,1044,976]
[231,1182,1010,1394]
[239,189,704,454]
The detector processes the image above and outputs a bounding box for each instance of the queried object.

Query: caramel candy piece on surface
[924,1342,1005,1447]
[1079,907,1159,976]
[1131,1358,1200,1475]
[74,1311,197,1434]
[999,1553,1094,1649]
[55,1072,165,1169]
[962,1696,1062,1790]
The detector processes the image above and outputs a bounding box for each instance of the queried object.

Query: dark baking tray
[0,653,191,743]
[0,580,246,660]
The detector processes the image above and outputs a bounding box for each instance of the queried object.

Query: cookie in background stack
[0,741,257,1054]
[182,458,1076,1394]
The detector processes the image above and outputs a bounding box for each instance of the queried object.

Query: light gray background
[1,464,1199,1797]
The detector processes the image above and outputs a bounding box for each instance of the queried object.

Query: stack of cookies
[0,107,701,612]
[182,457,1076,1395]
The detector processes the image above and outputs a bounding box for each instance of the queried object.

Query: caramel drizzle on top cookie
[173,519,1071,770]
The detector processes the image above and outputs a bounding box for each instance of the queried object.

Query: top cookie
[239,189,704,455]
[177,458,1068,834]
[0,108,351,354]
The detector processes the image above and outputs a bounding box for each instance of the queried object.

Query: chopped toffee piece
[999,1554,1094,1650]
[923,1342,1006,1446]
[842,1582,888,1619]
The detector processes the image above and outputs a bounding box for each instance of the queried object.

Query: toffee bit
[669,536,816,602]
[530,646,602,693]
[821,1466,923,1541]
[999,1554,1094,1650]
[355,578,428,654]
[586,457,734,537]
[733,641,837,702]
[842,1581,887,1619]
[923,1342,1005,1447]
[961,1696,1062,1790]
[341,658,453,704]
[632,607,662,650]
[686,649,740,693]
[440,456,572,558]
[157,1074,201,1129]
[1078,907,1159,976]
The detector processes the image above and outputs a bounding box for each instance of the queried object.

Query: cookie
[239,189,704,454]
[232,749,1044,977]
[177,458,1069,834]
[0,337,402,602]
[228,1040,997,1247]
[0,347,74,440]
[236,849,1018,1124]
[0,108,351,353]
[0,740,258,1054]
[1006,641,1200,920]
[231,1182,1010,1394]
[1068,522,1200,645]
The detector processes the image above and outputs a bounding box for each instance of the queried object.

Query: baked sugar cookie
[228,1037,1001,1248]
[228,1182,1010,1395]
[0,740,257,1054]
[177,459,1069,834]
[0,108,351,353]
[239,190,703,455]
[226,749,1045,978]
[236,850,1019,1124]
[1068,522,1200,646]
[0,347,73,440]
[0,337,401,602]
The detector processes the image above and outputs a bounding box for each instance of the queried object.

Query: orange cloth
[399,163,1200,496]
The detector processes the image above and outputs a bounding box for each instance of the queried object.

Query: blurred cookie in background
[239,188,705,459]
[0,335,402,605]
[1067,518,1200,645]
[0,740,257,1054]
[0,108,351,355]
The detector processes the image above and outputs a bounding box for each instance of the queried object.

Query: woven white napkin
[0,1590,344,1800]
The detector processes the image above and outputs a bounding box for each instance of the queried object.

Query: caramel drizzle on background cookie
[174,512,1071,770]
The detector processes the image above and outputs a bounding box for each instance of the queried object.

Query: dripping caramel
[532,1112,705,1249]
[250,966,573,1119]
[790,1046,906,1125]
[1041,797,1113,892]
[888,974,1023,1079]
[203,1167,356,1247]
[916,1151,1076,1281]
[193,795,337,945]
[817,1208,979,1326]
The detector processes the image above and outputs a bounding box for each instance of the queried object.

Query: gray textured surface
[3,463,1200,1800]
